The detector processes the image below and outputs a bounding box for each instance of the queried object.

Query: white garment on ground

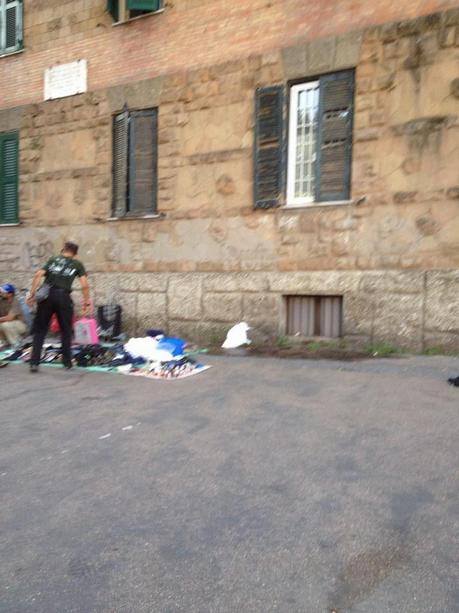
[222,322,251,349]
[124,337,174,362]
[0,320,27,346]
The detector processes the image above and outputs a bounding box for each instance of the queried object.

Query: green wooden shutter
[128,110,158,215]
[4,0,23,52]
[107,0,119,21]
[0,133,19,224]
[127,0,161,10]
[112,112,129,217]
[254,86,285,209]
[315,70,354,202]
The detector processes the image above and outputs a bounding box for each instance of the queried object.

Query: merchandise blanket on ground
[0,336,211,381]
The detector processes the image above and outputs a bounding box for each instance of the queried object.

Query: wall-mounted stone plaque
[44,60,87,101]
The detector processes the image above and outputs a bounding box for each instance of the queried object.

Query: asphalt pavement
[1,355,458,613]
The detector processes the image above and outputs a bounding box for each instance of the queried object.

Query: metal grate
[286,295,343,338]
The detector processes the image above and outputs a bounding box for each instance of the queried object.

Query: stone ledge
[358,271,424,293]
[268,271,362,293]
[203,273,269,293]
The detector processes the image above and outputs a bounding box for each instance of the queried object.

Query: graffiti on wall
[22,241,54,270]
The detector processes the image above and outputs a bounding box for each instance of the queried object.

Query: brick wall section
[2,0,459,107]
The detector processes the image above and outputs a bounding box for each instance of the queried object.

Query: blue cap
[0,283,16,294]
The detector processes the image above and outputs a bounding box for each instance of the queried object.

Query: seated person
[0,284,27,348]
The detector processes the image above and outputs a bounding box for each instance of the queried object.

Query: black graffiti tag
[23,241,54,270]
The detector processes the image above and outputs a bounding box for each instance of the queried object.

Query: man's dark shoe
[30,364,39,373]
[63,362,73,370]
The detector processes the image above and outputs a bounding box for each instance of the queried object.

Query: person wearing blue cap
[0,284,27,348]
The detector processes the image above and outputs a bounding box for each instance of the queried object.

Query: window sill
[284,200,353,210]
[106,213,163,221]
[0,222,20,227]
[112,9,165,26]
[0,48,24,59]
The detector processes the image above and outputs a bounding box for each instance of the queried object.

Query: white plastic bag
[222,322,251,349]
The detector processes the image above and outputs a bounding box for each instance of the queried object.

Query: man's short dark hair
[63,241,79,255]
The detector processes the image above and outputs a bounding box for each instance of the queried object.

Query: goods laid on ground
[0,334,211,381]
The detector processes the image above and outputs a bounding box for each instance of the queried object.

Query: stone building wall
[0,7,458,350]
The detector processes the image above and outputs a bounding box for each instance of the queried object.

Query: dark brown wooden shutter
[128,110,158,215]
[254,86,285,209]
[112,111,129,217]
[0,133,19,224]
[315,70,354,202]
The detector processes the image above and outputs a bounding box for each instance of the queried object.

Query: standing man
[27,242,91,373]
[0,284,27,348]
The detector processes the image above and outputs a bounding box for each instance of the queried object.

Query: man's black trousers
[31,287,73,366]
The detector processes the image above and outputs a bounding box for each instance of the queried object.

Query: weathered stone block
[106,77,163,113]
[307,37,337,74]
[425,271,459,332]
[182,102,251,155]
[203,273,268,293]
[343,293,374,335]
[203,293,242,322]
[335,31,363,68]
[137,292,167,333]
[168,320,228,345]
[359,271,424,294]
[168,274,202,321]
[118,274,139,292]
[372,292,423,350]
[136,274,168,293]
[281,44,307,80]
[117,293,138,335]
[268,271,361,293]
[91,273,122,304]
[423,331,459,352]
[242,293,280,325]
[38,130,96,172]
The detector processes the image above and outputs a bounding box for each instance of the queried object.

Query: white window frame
[0,0,23,55]
[287,80,319,207]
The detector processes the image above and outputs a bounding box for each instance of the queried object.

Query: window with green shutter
[0,132,19,225]
[107,0,163,22]
[112,109,158,218]
[0,0,23,55]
